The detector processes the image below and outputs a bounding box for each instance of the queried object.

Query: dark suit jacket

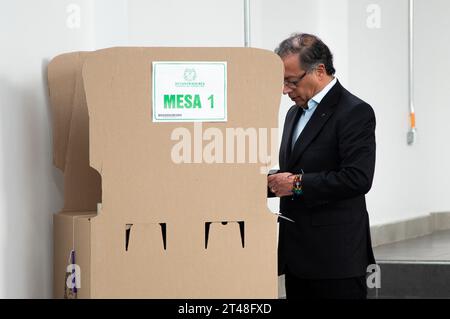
[273,80,376,279]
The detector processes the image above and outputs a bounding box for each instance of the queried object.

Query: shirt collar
[309,77,337,107]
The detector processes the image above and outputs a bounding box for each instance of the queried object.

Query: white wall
[0,0,128,299]
[1,0,450,298]
[346,0,450,225]
[91,0,129,48]
[348,0,421,225]
[415,0,450,213]
[127,0,244,46]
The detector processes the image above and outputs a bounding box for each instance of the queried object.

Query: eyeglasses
[283,71,308,89]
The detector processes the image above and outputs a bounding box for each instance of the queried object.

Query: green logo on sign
[183,68,197,82]
[176,68,205,88]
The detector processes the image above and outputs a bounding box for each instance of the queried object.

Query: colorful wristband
[292,174,303,197]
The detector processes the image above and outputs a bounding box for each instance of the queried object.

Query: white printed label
[152,61,227,122]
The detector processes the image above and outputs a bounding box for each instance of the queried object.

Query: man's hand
[268,172,297,197]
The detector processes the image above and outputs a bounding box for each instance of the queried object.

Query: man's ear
[316,64,326,78]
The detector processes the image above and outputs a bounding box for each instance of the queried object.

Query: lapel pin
[321,113,326,117]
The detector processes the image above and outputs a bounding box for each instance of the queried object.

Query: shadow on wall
[0,59,63,298]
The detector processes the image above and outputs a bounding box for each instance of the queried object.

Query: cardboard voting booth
[48,47,283,298]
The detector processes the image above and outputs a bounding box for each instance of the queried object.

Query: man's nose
[283,85,292,95]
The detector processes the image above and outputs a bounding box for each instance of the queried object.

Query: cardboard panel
[53,213,74,298]
[53,212,95,299]
[48,53,79,171]
[48,52,101,211]
[82,47,282,223]
[74,217,93,299]
[52,47,281,298]
[88,217,277,298]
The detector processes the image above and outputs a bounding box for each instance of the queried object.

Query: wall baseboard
[370,212,450,247]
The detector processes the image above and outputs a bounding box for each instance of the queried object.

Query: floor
[370,230,450,298]
[373,229,450,262]
[279,230,450,298]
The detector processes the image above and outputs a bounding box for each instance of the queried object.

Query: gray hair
[275,33,336,75]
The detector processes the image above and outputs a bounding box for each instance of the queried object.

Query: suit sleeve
[301,103,376,207]
[267,170,280,198]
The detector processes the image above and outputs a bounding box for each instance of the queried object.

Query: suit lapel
[279,106,303,170]
[287,80,343,170]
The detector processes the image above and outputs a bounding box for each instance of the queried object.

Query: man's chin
[291,98,305,107]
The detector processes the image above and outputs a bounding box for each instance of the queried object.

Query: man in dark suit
[268,33,376,299]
